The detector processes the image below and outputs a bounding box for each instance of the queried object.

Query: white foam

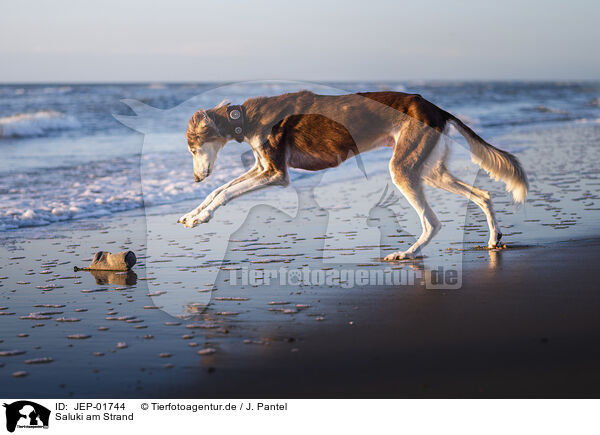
[575,117,600,124]
[0,143,249,232]
[0,110,80,138]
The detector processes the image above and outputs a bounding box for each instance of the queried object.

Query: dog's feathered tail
[447,113,528,203]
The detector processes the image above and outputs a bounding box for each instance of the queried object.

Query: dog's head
[186,109,227,182]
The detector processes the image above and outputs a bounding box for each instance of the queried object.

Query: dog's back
[244,91,449,171]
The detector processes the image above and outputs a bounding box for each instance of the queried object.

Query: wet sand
[185,238,600,398]
[1,122,600,398]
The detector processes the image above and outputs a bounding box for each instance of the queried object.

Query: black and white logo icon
[3,401,50,433]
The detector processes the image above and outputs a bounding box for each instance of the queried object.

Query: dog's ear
[191,110,217,130]
[188,109,224,138]
[215,99,231,109]
[201,111,219,132]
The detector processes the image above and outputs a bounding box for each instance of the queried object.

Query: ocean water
[0,81,598,233]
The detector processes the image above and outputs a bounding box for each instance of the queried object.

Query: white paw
[488,232,503,249]
[193,209,213,225]
[177,212,195,227]
[177,210,212,228]
[384,251,419,261]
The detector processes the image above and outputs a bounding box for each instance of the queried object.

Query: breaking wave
[0,110,80,138]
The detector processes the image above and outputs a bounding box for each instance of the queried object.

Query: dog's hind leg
[424,156,501,248]
[384,130,441,260]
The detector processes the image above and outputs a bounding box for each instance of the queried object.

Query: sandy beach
[1,118,599,398]
[3,2,600,433]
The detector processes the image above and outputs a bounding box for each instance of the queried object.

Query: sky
[0,0,599,83]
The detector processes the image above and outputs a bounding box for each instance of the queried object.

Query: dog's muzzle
[194,171,210,182]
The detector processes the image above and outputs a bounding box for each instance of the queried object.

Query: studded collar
[226,105,245,143]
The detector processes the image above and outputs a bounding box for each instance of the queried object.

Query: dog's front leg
[197,165,261,213]
[177,205,210,228]
[177,166,261,227]
[179,170,288,228]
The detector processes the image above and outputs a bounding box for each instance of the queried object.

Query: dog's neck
[206,106,234,141]
[226,104,245,142]
[209,103,253,143]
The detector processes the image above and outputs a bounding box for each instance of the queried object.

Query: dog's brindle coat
[179,90,528,260]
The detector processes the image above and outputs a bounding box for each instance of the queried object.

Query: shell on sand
[0,350,26,356]
[81,288,108,293]
[36,284,64,290]
[214,297,249,301]
[25,357,54,364]
[20,315,52,320]
[186,323,219,329]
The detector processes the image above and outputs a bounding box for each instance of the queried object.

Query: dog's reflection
[487,249,504,270]
[89,269,138,286]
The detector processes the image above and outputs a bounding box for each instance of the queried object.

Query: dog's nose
[194,174,201,182]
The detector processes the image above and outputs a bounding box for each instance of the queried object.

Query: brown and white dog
[178,90,528,260]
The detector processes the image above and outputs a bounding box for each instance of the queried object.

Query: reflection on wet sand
[89,269,138,286]
[487,249,502,270]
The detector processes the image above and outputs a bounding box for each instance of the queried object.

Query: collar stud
[226,105,245,142]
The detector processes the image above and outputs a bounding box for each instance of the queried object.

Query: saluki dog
[178,91,528,260]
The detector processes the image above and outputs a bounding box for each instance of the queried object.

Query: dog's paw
[384,251,418,261]
[177,213,190,226]
[193,209,213,225]
[488,232,503,249]
[177,210,212,228]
